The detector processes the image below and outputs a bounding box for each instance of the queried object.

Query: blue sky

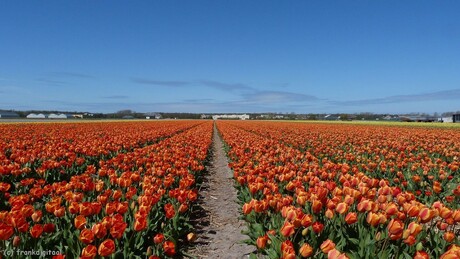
[1,1,459,114]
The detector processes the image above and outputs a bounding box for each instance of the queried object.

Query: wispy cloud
[198,80,254,92]
[50,72,95,79]
[131,77,254,92]
[183,98,216,103]
[36,78,68,85]
[334,89,460,106]
[101,95,129,99]
[131,78,191,87]
[242,90,319,104]
[0,85,33,95]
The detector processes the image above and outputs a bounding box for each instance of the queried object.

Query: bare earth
[186,124,256,258]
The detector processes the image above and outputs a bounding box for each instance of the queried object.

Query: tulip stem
[378,237,389,256]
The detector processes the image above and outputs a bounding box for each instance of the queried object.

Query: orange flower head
[299,243,313,258]
[80,228,95,244]
[345,212,358,225]
[153,233,165,244]
[366,212,380,227]
[98,239,115,257]
[335,202,349,215]
[321,239,336,253]
[110,221,127,239]
[418,208,434,223]
[164,203,175,219]
[0,223,14,240]
[31,210,43,223]
[133,215,147,232]
[91,223,107,239]
[280,221,295,237]
[256,235,268,249]
[74,215,87,230]
[444,231,455,243]
[81,245,97,259]
[163,241,176,257]
[30,224,43,238]
[387,218,404,235]
[414,251,430,259]
[312,221,324,234]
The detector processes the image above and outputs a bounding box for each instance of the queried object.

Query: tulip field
[218,121,460,259]
[0,120,459,259]
[0,121,213,258]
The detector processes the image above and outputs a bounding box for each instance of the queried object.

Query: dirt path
[186,123,255,258]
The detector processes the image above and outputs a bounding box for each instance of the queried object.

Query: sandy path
[186,123,255,258]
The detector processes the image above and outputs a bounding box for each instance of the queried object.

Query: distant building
[323,114,340,120]
[400,116,436,122]
[212,114,249,120]
[122,115,134,119]
[154,113,162,119]
[48,113,68,119]
[0,111,19,119]
[440,117,453,123]
[145,116,151,119]
[26,113,46,119]
[453,114,460,123]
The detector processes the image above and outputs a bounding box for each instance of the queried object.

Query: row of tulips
[229,122,460,208]
[0,121,213,258]
[217,121,460,259]
[0,121,197,183]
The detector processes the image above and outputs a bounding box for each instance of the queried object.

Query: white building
[441,117,453,123]
[48,113,68,119]
[26,113,46,119]
[212,114,250,120]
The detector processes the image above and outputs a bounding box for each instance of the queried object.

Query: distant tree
[117,109,134,115]
[307,114,317,120]
[340,114,349,121]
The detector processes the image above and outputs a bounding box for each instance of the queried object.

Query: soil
[185,123,256,258]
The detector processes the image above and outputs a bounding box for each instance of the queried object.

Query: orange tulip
[91,223,107,239]
[414,251,430,259]
[74,215,87,230]
[80,228,95,244]
[153,233,165,244]
[164,203,175,219]
[312,221,324,234]
[418,208,434,223]
[444,231,455,243]
[30,224,43,238]
[0,223,14,240]
[387,219,404,235]
[335,202,349,215]
[110,221,127,239]
[320,239,336,253]
[98,239,115,257]
[366,212,380,227]
[299,243,313,257]
[345,212,357,225]
[163,241,176,257]
[31,210,43,223]
[312,200,323,214]
[133,215,147,232]
[256,235,268,249]
[280,221,295,237]
[81,245,97,259]
[43,223,55,233]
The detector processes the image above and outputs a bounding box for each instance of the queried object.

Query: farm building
[26,113,46,119]
[440,117,453,123]
[48,113,68,119]
[212,114,250,120]
[0,111,19,119]
[453,114,460,123]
